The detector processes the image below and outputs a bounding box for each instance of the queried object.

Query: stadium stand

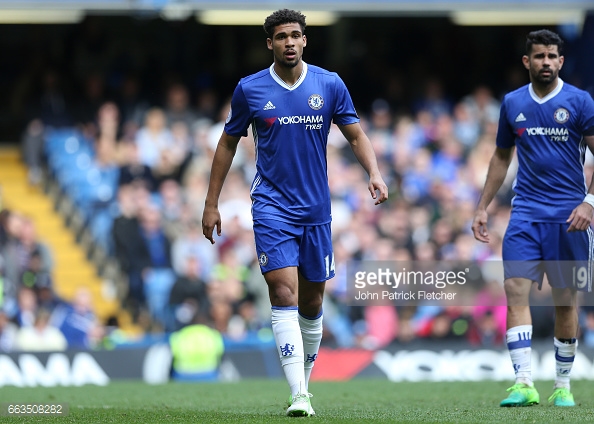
[0,146,125,328]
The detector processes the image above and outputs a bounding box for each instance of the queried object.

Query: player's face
[267,23,306,68]
[523,44,564,86]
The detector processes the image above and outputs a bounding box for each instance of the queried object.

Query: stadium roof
[0,0,592,13]
[0,0,591,25]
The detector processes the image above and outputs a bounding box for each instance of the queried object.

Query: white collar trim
[269,62,308,91]
[529,78,563,104]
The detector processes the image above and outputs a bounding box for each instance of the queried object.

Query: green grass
[1,379,594,423]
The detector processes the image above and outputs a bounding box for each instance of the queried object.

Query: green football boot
[286,393,315,417]
[500,383,540,407]
[548,388,575,407]
[287,393,316,417]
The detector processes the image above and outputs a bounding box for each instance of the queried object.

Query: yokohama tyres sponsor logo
[0,353,109,387]
[521,127,569,141]
[277,115,323,125]
[525,127,568,136]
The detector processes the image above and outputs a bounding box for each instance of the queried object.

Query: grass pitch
[1,379,594,423]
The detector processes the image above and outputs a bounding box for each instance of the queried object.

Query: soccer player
[472,29,594,407]
[202,9,388,417]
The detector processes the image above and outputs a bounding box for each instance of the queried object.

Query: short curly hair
[263,9,306,38]
[526,29,564,55]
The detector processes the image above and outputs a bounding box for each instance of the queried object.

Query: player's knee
[552,288,577,308]
[298,292,323,313]
[268,283,297,307]
[503,278,531,301]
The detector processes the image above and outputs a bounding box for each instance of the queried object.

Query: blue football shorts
[252,219,334,282]
[502,219,593,291]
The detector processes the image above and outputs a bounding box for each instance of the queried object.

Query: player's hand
[368,175,388,205]
[202,204,222,244]
[566,202,594,232]
[472,209,490,243]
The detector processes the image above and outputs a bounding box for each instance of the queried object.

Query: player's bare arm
[202,131,241,244]
[338,122,388,205]
[472,146,515,243]
[567,134,594,232]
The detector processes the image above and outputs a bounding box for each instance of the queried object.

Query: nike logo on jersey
[515,113,526,122]
[263,101,276,110]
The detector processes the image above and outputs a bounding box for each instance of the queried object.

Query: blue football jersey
[497,80,594,222]
[224,62,360,225]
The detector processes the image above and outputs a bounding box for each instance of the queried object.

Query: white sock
[506,325,533,385]
[299,310,323,392]
[554,337,577,390]
[272,307,305,396]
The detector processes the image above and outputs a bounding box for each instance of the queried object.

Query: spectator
[168,255,210,331]
[138,203,175,329]
[75,72,107,138]
[367,99,393,161]
[413,77,453,118]
[0,310,17,352]
[15,286,38,328]
[169,121,193,180]
[50,287,104,350]
[1,212,26,315]
[400,148,434,204]
[20,249,53,291]
[169,314,224,381]
[452,101,481,150]
[117,73,149,135]
[117,141,157,191]
[0,209,11,248]
[14,308,68,352]
[194,88,219,122]
[153,121,189,184]
[19,217,53,274]
[112,183,150,313]
[461,85,500,133]
[135,107,174,171]
[36,285,64,313]
[234,294,268,334]
[21,119,46,185]
[208,248,247,306]
[467,310,505,347]
[158,178,186,239]
[164,83,197,129]
[417,307,471,341]
[171,219,218,281]
[209,300,233,335]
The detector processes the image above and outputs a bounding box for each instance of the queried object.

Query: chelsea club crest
[259,252,268,266]
[554,108,569,124]
[308,94,324,110]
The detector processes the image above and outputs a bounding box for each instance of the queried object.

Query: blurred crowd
[0,210,107,351]
[3,72,594,354]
